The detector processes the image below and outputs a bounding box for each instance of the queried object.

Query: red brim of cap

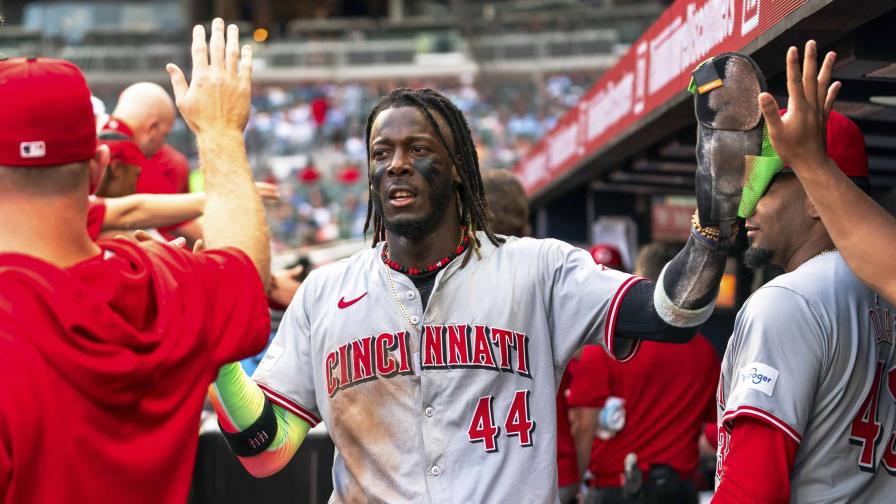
[102,140,145,166]
[779,108,868,178]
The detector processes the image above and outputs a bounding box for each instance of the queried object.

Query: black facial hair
[744,247,775,270]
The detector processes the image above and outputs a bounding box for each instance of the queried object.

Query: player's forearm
[102,193,204,231]
[791,157,896,303]
[615,233,726,342]
[198,130,271,288]
[569,408,598,478]
[209,362,309,477]
[654,232,727,328]
[615,281,697,343]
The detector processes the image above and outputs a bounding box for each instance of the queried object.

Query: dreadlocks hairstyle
[363,88,505,265]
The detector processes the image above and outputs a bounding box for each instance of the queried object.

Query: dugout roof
[513,0,896,208]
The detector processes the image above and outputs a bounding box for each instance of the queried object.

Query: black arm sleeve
[614,281,698,343]
[661,233,727,310]
[614,231,729,343]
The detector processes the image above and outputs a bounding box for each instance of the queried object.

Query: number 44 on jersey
[468,390,536,452]
[850,361,896,473]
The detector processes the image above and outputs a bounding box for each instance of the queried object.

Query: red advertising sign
[514,0,809,196]
[651,199,697,242]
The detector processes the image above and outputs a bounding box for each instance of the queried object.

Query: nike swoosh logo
[338,292,367,309]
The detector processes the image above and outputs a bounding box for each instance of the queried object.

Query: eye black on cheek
[370,159,387,189]
[412,157,444,187]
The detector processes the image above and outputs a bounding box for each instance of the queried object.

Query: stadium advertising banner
[514,0,808,196]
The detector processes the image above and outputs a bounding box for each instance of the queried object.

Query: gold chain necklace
[385,265,417,330]
[383,229,467,331]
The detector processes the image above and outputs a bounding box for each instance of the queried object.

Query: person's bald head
[111,82,176,156]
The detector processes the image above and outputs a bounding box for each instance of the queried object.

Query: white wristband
[653,263,716,328]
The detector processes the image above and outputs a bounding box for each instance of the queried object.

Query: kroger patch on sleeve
[738,362,778,397]
[258,343,284,371]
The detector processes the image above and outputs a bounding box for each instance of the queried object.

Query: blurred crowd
[154,72,596,250]
[5,13,896,504]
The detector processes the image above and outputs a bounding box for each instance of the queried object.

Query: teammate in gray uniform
[201,24,766,502]
[713,43,896,503]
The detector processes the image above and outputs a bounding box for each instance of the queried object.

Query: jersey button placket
[424,406,435,417]
[429,465,442,477]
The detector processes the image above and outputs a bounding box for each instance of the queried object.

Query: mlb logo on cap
[19,141,47,159]
[0,57,96,167]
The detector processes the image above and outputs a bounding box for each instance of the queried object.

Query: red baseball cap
[590,244,624,270]
[780,109,868,178]
[102,139,146,166]
[98,116,145,166]
[100,116,135,138]
[0,57,97,167]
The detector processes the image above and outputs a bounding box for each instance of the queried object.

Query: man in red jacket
[569,242,720,504]
[0,19,271,503]
[100,82,199,241]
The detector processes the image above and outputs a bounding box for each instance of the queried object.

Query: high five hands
[758,40,840,171]
[166,18,253,136]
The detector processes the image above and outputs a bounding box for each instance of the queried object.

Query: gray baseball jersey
[716,252,896,502]
[252,232,641,503]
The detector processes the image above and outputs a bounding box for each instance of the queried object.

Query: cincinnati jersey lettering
[326,324,532,397]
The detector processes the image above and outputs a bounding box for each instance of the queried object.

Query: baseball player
[209,52,767,502]
[713,43,896,502]
[758,40,896,306]
[0,21,271,503]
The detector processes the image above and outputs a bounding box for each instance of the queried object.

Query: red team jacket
[102,118,189,197]
[568,335,720,486]
[145,144,192,239]
[0,240,270,503]
[102,118,192,239]
[141,143,190,196]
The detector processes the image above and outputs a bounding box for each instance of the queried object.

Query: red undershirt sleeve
[713,417,798,504]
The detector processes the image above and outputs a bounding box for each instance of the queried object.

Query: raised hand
[166,18,253,135]
[165,19,270,288]
[758,40,841,169]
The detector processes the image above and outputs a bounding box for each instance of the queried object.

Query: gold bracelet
[691,210,720,240]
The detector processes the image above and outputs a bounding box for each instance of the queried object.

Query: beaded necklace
[381,227,469,277]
